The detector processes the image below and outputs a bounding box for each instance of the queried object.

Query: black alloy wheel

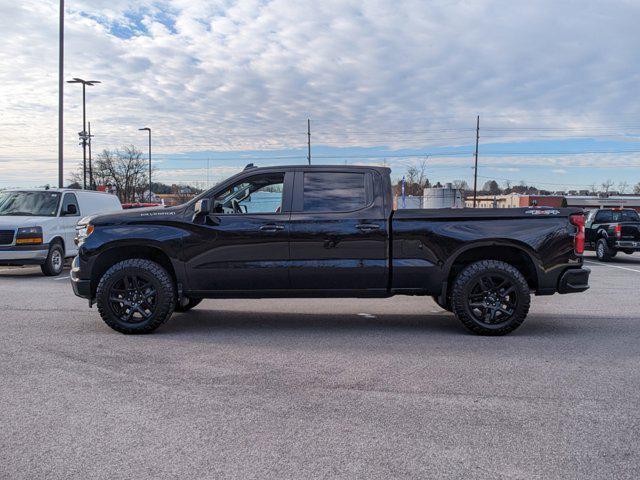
[451,260,531,336]
[96,259,176,334]
[466,273,518,325]
[108,273,158,324]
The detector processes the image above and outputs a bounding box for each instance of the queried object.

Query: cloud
[1,0,640,188]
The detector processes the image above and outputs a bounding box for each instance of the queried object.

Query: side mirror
[63,204,77,215]
[194,198,211,216]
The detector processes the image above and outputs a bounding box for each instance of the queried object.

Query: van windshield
[0,191,61,216]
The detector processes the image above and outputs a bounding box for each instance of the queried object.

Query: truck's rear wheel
[596,238,616,262]
[451,260,530,336]
[96,259,176,334]
[175,297,203,312]
[40,241,64,276]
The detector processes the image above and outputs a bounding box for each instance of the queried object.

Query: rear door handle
[356,223,380,231]
[259,224,285,232]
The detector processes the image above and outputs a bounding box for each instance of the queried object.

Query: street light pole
[472,115,480,208]
[139,127,152,201]
[58,0,64,188]
[67,78,100,189]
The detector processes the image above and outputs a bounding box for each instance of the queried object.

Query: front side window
[0,191,61,217]
[61,193,80,216]
[303,172,366,212]
[213,173,284,214]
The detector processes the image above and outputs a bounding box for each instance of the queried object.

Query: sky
[0,0,639,191]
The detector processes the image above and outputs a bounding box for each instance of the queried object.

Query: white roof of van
[5,188,115,196]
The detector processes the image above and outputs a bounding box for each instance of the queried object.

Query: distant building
[464,194,564,209]
[564,195,640,211]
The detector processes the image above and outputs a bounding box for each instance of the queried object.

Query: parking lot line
[54,275,71,281]
[584,260,640,274]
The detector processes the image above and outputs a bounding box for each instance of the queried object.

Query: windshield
[0,191,61,216]
[613,210,640,222]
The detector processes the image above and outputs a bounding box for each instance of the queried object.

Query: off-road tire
[175,297,203,312]
[431,295,452,312]
[451,260,531,336]
[96,259,176,334]
[41,241,64,276]
[596,238,617,262]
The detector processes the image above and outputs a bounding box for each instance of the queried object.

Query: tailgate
[621,223,640,241]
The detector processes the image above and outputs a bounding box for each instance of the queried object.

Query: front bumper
[0,245,49,265]
[557,267,590,294]
[70,256,92,299]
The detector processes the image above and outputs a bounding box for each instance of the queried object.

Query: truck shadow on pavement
[158,309,585,337]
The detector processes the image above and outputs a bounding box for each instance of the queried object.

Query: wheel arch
[444,242,539,293]
[90,244,179,296]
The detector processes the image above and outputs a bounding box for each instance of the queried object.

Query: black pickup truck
[585,208,640,261]
[71,165,590,336]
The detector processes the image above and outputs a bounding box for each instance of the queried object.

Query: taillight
[614,224,622,239]
[570,214,585,254]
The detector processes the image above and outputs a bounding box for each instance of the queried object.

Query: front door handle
[259,224,285,232]
[356,223,380,231]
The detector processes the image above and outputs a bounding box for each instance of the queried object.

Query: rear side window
[303,172,366,212]
[594,210,613,223]
[613,210,640,222]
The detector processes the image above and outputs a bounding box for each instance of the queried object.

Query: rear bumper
[0,245,49,265]
[557,267,590,294]
[615,241,640,250]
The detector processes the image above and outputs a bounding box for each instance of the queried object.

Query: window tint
[214,173,284,214]
[62,193,80,216]
[303,172,366,212]
[594,210,613,223]
[613,210,640,222]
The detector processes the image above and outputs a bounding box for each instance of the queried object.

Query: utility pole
[472,115,480,208]
[87,122,93,189]
[58,0,64,188]
[67,78,100,189]
[307,118,311,165]
[139,127,152,201]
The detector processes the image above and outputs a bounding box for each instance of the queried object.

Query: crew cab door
[60,192,81,256]
[184,171,293,293]
[288,169,389,293]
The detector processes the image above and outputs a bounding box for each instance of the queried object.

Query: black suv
[585,208,640,261]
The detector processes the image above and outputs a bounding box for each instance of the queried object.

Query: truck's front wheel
[451,260,531,336]
[96,259,176,334]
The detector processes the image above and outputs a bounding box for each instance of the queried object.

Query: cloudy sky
[1,0,639,190]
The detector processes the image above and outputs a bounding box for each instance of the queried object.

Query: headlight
[16,226,43,245]
[75,224,95,246]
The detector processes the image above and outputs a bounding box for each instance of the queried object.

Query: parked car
[71,165,590,336]
[0,189,122,276]
[585,208,640,261]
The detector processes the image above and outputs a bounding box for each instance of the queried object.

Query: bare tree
[589,183,598,195]
[601,179,614,194]
[634,182,640,195]
[618,181,629,194]
[68,145,150,203]
[452,180,469,191]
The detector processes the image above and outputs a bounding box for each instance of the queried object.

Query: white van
[0,189,122,276]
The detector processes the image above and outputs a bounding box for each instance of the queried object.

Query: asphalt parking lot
[1,252,639,479]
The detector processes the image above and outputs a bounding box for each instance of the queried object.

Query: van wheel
[451,260,530,336]
[175,297,203,312]
[596,238,616,262]
[96,259,176,334]
[41,241,64,276]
